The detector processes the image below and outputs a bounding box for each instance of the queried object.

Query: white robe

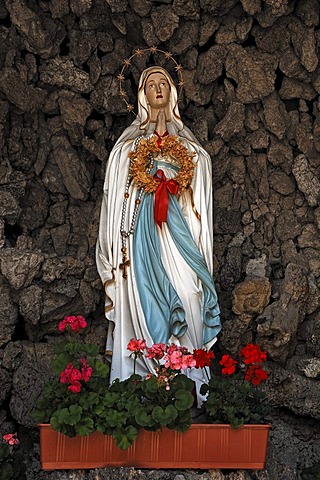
[96,118,220,398]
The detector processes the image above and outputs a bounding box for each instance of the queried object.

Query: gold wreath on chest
[129,135,196,194]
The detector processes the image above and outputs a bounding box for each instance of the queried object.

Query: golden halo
[117,47,184,116]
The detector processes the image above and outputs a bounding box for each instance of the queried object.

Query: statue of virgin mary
[96,66,221,400]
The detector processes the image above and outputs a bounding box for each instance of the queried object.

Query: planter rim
[38,423,272,429]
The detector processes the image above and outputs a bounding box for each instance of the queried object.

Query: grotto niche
[0,0,319,479]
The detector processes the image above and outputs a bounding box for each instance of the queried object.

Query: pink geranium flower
[146,343,166,360]
[3,433,19,446]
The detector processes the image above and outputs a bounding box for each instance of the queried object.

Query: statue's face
[145,72,170,110]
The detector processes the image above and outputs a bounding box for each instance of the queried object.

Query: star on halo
[117,73,125,82]
[175,64,183,72]
[126,103,134,112]
[134,49,143,56]
[149,46,158,54]
[164,51,173,59]
[123,58,131,67]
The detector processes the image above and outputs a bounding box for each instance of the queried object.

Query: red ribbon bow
[154,169,179,228]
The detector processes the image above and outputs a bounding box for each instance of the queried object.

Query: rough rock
[40,58,94,93]
[226,45,275,103]
[279,47,310,83]
[5,0,65,58]
[256,264,308,361]
[0,249,44,290]
[0,190,20,223]
[274,210,302,242]
[0,67,46,112]
[269,171,295,196]
[0,276,18,347]
[151,5,179,43]
[292,154,320,207]
[199,0,238,15]
[296,0,319,27]
[183,69,213,106]
[9,342,55,427]
[51,134,91,200]
[166,20,199,55]
[289,20,318,72]
[297,357,320,378]
[199,14,220,46]
[279,77,317,101]
[262,92,287,140]
[197,45,226,85]
[214,103,245,141]
[265,364,320,419]
[267,136,293,174]
[253,18,290,53]
[58,93,92,145]
[232,277,271,315]
[298,224,320,250]
[19,285,43,326]
[245,254,268,278]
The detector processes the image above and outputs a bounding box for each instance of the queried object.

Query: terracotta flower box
[39,423,271,470]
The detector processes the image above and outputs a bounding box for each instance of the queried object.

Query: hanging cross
[119,257,131,279]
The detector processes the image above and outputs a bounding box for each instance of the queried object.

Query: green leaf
[50,405,82,428]
[103,392,119,408]
[135,409,154,427]
[174,389,194,411]
[0,461,13,480]
[79,392,100,409]
[152,405,178,426]
[104,409,128,428]
[76,417,95,436]
[113,426,138,450]
[93,360,109,378]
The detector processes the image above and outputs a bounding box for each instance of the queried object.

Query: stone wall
[0,0,319,478]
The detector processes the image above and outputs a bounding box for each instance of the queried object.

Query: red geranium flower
[193,348,215,368]
[127,338,147,352]
[60,363,82,385]
[58,315,87,333]
[239,343,267,365]
[68,381,82,393]
[244,365,268,385]
[219,355,237,375]
[80,358,93,382]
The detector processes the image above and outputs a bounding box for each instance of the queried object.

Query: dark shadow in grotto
[253,147,268,154]
[305,99,316,121]
[4,222,23,247]
[241,32,257,48]
[216,65,227,86]
[274,66,285,91]
[198,32,217,54]
[12,314,29,342]
[82,60,90,74]
[283,98,300,112]
[20,49,29,60]
[81,92,91,100]
[0,14,11,27]
[96,48,106,60]
[59,36,70,57]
